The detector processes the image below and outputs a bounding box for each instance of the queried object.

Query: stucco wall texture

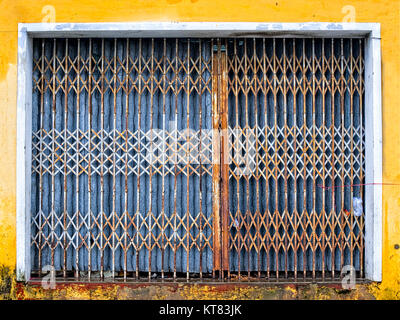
[0,0,399,300]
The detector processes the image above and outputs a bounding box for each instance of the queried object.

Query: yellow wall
[0,0,399,299]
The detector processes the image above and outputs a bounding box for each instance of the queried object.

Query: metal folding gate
[31,37,365,282]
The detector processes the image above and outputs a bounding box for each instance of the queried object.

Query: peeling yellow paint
[0,263,378,300]
[0,0,400,299]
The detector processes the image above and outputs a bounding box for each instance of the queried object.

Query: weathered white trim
[16,22,382,282]
[364,26,382,282]
[16,28,32,281]
[20,22,380,38]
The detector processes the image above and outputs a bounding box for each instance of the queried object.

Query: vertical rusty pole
[220,41,230,275]
[211,41,221,278]
[211,39,221,277]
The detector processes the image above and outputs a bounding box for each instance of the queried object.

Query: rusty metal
[211,40,221,276]
[31,37,365,282]
[224,37,365,282]
[220,57,230,275]
[219,40,230,275]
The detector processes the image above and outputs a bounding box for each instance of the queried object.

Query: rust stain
[212,48,221,274]
[219,47,230,273]
[0,264,391,300]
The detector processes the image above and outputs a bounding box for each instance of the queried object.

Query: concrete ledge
[14,281,376,300]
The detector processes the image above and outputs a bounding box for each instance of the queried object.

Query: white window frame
[16,22,382,282]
